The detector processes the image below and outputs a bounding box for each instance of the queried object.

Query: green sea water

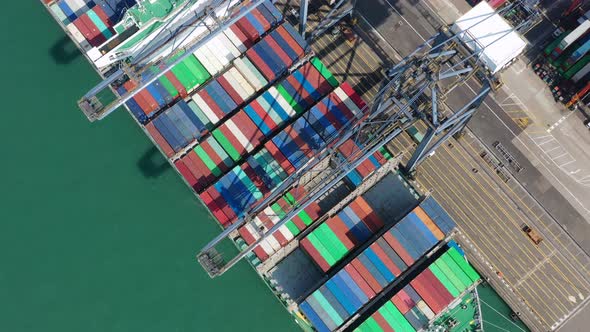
[0,3,297,331]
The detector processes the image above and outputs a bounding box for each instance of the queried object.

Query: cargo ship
[42,1,516,331]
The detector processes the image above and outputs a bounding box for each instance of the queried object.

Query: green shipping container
[441,253,473,288]
[187,100,214,130]
[235,167,262,200]
[212,129,241,162]
[435,257,467,293]
[171,61,199,91]
[382,301,416,332]
[448,248,480,283]
[313,291,344,326]
[564,54,590,79]
[183,55,211,85]
[429,265,460,297]
[193,145,222,177]
[307,232,337,266]
[315,224,348,262]
[277,84,304,113]
[311,57,339,87]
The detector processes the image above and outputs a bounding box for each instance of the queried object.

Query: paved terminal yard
[275,0,590,330]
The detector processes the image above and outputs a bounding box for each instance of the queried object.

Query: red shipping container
[265,36,293,67]
[392,291,415,314]
[200,140,231,174]
[145,122,174,157]
[198,90,226,120]
[351,259,382,293]
[92,6,115,31]
[285,75,317,108]
[218,123,248,156]
[232,111,264,147]
[301,238,331,271]
[383,231,414,266]
[349,197,383,232]
[370,242,402,277]
[72,16,93,42]
[205,186,237,224]
[344,263,376,299]
[304,202,322,221]
[79,14,106,47]
[229,24,253,48]
[372,312,395,332]
[123,81,151,115]
[183,151,213,190]
[199,190,231,227]
[175,160,198,188]
[246,48,276,81]
[276,25,304,57]
[338,140,373,178]
[326,216,357,249]
[252,100,280,132]
[410,276,444,314]
[340,82,367,110]
[241,163,269,195]
[264,140,295,175]
[237,16,259,41]
[283,125,314,158]
[252,8,271,32]
[419,269,454,307]
[165,72,188,98]
[217,75,244,105]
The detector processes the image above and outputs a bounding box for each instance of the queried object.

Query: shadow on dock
[137,146,170,178]
[50,36,81,65]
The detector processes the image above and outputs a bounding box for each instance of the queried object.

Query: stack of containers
[238,188,322,260]
[245,23,307,81]
[298,200,455,331]
[300,196,384,272]
[50,0,129,25]
[354,246,481,332]
[177,57,336,223]
[117,0,283,124]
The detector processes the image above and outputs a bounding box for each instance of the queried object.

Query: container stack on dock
[297,197,460,332]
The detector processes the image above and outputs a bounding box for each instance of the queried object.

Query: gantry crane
[197,0,539,277]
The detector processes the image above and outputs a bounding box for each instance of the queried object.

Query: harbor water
[0,2,297,331]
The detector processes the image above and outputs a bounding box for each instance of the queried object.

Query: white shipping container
[224,29,247,53]
[334,87,362,116]
[234,57,267,90]
[192,94,220,124]
[50,4,68,23]
[227,67,255,98]
[211,35,237,64]
[218,33,242,58]
[268,87,296,117]
[417,300,435,320]
[205,40,229,68]
[573,62,590,82]
[193,48,218,76]
[65,0,85,14]
[559,20,590,51]
[224,69,251,101]
[66,23,92,51]
[226,119,255,152]
[202,43,225,72]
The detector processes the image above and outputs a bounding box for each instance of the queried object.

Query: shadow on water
[137,146,170,178]
[50,35,81,65]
